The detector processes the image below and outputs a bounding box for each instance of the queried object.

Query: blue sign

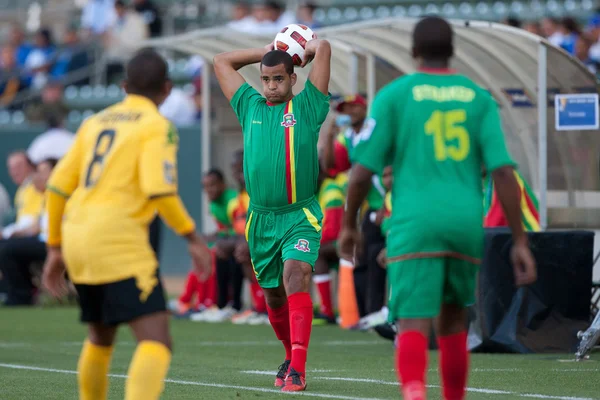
[502,88,534,107]
[555,93,599,131]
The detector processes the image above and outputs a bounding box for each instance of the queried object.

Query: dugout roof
[149,19,600,228]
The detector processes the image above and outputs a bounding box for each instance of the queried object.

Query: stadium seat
[65,85,78,100]
[375,6,391,19]
[425,4,440,15]
[458,2,474,17]
[327,8,343,24]
[546,0,563,14]
[392,5,407,17]
[343,7,359,22]
[563,0,577,12]
[0,110,10,125]
[408,5,423,17]
[67,110,82,124]
[492,2,509,17]
[11,111,25,125]
[475,2,492,18]
[359,7,375,20]
[442,3,458,18]
[313,8,326,23]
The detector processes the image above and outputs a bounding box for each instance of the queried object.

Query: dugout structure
[147,19,600,233]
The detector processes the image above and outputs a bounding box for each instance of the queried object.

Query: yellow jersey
[48,95,182,285]
[14,178,44,224]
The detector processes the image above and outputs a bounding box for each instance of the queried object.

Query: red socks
[288,292,313,376]
[267,301,292,361]
[396,331,428,400]
[179,271,200,305]
[313,274,334,318]
[251,281,267,313]
[438,331,468,400]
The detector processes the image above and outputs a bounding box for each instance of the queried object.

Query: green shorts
[387,257,478,320]
[245,197,323,289]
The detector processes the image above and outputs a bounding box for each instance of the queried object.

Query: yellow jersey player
[41,49,212,400]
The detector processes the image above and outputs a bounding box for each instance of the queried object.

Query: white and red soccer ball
[273,23,317,66]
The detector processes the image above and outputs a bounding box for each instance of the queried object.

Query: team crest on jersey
[281,113,297,128]
[295,239,310,252]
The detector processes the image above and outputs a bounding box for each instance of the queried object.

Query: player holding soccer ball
[213,25,331,392]
[339,17,537,400]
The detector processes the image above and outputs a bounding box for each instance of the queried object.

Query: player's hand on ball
[510,241,537,286]
[188,235,212,281]
[300,38,320,68]
[338,227,361,264]
[42,248,68,298]
[264,42,275,52]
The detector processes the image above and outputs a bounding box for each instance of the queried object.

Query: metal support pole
[366,52,376,113]
[201,59,211,234]
[537,44,548,231]
[349,53,359,95]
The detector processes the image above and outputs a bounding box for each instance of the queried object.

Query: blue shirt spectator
[24,28,56,89]
[8,26,32,68]
[51,29,89,84]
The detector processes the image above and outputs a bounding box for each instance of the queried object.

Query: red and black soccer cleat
[274,360,290,388]
[281,368,306,392]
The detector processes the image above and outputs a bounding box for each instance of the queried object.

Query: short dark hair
[412,16,454,61]
[506,16,521,28]
[205,168,224,182]
[126,48,168,96]
[115,0,126,7]
[261,50,294,75]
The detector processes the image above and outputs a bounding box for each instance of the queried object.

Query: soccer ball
[273,24,317,66]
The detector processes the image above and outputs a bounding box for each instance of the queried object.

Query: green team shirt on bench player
[230,79,331,288]
[209,188,239,237]
[355,70,516,320]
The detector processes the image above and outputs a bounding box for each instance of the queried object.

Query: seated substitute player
[214,38,331,392]
[339,17,537,400]
[312,165,345,325]
[173,168,239,317]
[41,49,212,400]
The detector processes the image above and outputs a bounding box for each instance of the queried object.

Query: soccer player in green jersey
[339,17,537,400]
[214,39,332,392]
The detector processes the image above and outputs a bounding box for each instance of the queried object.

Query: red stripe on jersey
[284,102,293,204]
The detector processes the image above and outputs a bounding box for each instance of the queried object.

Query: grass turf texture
[0,307,597,400]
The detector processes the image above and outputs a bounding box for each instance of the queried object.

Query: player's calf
[263,285,292,387]
[125,312,172,400]
[78,323,117,400]
[396,319,431,400]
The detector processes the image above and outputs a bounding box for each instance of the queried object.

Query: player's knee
[283,260,312,294]
[263,286,287,309]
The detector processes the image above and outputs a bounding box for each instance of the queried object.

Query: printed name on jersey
[164,161,176,184]
[294,239,310,252]
[281,113,297,128]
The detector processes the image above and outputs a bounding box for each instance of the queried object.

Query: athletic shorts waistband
[249,196,315,215]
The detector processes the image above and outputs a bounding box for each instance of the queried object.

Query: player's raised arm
[213,45,273,102]
[303,39,331,95]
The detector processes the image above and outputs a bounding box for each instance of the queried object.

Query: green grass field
[0,307,598,400]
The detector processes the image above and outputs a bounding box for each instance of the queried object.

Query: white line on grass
[58,340,388,347]
[0,363,384,400]
[242,371,595,400]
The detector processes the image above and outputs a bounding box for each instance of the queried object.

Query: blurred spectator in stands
[50,28,90,85]
[297,2,320,29]
[24,80,69,124]
[253,1,295,34]
[81,0,117,37]
[523,21,542,36]
[132,0,162,37]
[23,28,57,89]
[27,114,74,165]
[0,158,57,306]
[0,183,10,229]
[192,76,203,120]
[1,151,43,241]
[575,35,599,76]
[8,25,32,69]
[104,0,149,82]
[227,1,252,32]
[503,16,521,28]
[541,17,565,47]
[0,46,28,109]
[587,16,600,62]
[558,17,581,55]
[159,87,197,126]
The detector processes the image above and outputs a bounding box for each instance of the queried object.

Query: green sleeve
[230,83,263,131]
[479,95,517,172]
[354,89,396,175]
[294,79,331,136]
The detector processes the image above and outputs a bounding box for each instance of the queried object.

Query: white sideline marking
[242,371,595,400]
[0,363,384,400]
[58,340,387,347]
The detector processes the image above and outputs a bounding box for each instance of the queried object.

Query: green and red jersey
[328,122,385,210]
[317,177,345,244]
[230,80,330,209]
[355,68,516,261]
[484,170,540,231]
[209,188,239,236]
